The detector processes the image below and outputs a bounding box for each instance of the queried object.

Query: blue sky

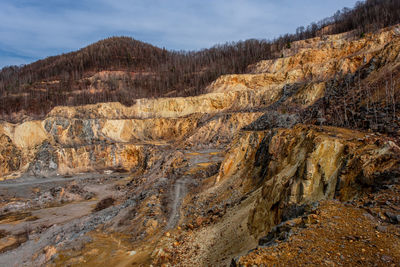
[0,0,359,69]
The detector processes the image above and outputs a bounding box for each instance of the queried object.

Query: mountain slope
[1,0,400,122]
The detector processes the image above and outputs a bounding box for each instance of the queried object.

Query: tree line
[1,0,400,121]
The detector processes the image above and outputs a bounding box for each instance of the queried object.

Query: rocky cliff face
[214,125,400,237]
[0,110,262,178]
[1,25,400,267]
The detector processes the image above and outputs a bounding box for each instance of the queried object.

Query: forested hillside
[0,0,399,121]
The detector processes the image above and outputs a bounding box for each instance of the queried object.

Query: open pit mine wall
[215,125,400,238]
[208,25,400,94]
[0,110,262,178]
[1,25,400,179]
[0,120,156,177]
[48,87,281,120]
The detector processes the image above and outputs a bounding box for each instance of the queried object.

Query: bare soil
[237,182,400,266]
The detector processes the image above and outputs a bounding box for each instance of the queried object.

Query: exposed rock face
[0,111,261,178]
[29,141,59,176]
[0,134,21,177]
[42,117,199,145]
[9,121,48,149]
[47,88,280,120]
[215,125,400,237]
[29,142,151,176]
[0,119,167,177]
[184,112,262,148]
[209,25,400,94]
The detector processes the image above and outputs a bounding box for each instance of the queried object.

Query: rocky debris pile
[353,175,400,227]
[256,203,320,247]
[234,175,400,266]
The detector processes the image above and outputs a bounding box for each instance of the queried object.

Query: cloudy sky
[0,0,359,69]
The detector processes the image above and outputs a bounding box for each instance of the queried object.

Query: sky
[0,0,360,69]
